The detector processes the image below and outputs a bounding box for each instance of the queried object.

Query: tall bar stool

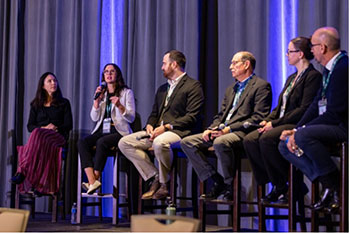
[257,164,307,232]
[14,147,67,223]
[76,149,132,225]
[76,113,141,224]
[310,142,348,232]
[138,147,198,218]
[199,146,259,232]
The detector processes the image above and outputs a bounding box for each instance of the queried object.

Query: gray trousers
[181,132,241,184]
[118,130,181,183]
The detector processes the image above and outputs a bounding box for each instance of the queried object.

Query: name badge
[318,98,327,115]
[103,118,112,134]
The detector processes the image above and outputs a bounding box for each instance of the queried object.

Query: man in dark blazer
[181,51,272,200]
[119,50,204,200]
[279,27,348,213]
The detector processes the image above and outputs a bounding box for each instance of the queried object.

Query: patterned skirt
[17,128,65,194]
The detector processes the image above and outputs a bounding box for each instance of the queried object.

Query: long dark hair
[101,63,128,97]
[30,72,63,108]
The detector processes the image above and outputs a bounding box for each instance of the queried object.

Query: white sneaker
[82,182,90,191]
[87,180,101,195]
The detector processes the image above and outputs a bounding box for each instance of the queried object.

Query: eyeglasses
[310,43,321,48]
[231,60,243,66]
[286,50,300,55]
[103,69,116,74]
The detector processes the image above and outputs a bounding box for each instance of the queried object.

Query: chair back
[0,207,30,232]
[131,214,201,232]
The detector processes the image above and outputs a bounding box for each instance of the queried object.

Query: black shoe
[324,190,340,213]
[311,188,334,211]
[278,193,288,204]
[10,173,25,184]
[222,188,233,201]
[200,182,225,200]
[33,189,44,197]
[261,185,288,203]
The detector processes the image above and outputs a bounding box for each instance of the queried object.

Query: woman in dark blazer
[243,37,322,203]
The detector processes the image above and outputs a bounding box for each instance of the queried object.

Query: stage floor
[26,213,243,232]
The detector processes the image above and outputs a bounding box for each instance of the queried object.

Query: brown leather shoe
[141,179,160,199]
[152,183,169,200]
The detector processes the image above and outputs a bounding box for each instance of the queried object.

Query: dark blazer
[210,74,272,139]
[265,64,322,126]
[297,53,348,131]
[146,74,204,138]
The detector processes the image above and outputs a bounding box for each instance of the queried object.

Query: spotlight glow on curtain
[268,0,298,109]
[267,0,298,231]
[100,0,125,218]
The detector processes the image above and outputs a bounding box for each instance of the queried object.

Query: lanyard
[322,53,345,98]
[285,68,306,95]
[224,75,253,125]
[106,102,112,118]
[106,93,113,118]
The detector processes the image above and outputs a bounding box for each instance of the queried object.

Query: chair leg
[113,154,119,225]
[311,181,319,232]
[288,164,296,231]
[15,185,20,209]
[126,168,132,221]
[51,194,58,223]
[191,169,198,218]
[77,154,82,224]
[98,199,103,221]
[199,181,206,232]
[60,154,66,220]
[232,157,241,231]
[138,175,144,214]
[340,142,348,232]
[170,154,178,206]
[258,185,266,231]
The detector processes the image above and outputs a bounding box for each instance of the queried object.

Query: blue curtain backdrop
[99,0,125,218]
[0,0,348,231]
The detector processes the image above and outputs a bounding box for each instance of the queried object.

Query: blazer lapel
[163,75,187,111]
[231,76,256,113]
[157,85,168,116]
[222,82,238,120]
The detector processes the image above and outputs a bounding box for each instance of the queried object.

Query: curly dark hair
[31,72,64,108]
[101,63,128,97]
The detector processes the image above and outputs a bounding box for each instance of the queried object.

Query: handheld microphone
[94,81,107,100]
[217,123,226,130]
[136,134,152,141]
[243,121,261,129]
[208,123,226,131]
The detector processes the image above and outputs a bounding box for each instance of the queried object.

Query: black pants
[78,127,123,172]
[243,124,295,188]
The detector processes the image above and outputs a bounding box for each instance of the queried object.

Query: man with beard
[119,50,204,200]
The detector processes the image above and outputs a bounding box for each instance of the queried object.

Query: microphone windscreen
[243,121,251,129]
[100,81,107,89]
[218,123,226,130]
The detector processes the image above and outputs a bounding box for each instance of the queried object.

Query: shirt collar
[237,73,254,86]
[168,72,186,86]
[325,51,341,71]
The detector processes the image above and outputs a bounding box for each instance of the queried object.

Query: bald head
[313,27,340,51]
